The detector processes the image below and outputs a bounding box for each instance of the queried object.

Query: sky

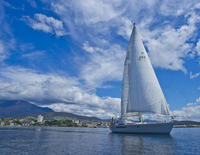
[0,0,200,120]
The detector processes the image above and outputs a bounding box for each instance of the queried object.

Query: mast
[121,23,170,117]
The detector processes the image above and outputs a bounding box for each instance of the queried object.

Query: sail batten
[121,24,170,116]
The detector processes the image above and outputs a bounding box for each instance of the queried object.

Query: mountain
[0,100,53,118]
[0,100,102,121]
[30,112,101,122]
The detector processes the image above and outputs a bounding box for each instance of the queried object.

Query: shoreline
[173,125,200,128]
[1,125,200,128]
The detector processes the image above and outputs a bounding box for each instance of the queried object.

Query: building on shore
[37,115,44,123]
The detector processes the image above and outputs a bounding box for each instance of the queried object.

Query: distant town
[0,100,111,128]
[1,114,200,128]
[0,114,111,128]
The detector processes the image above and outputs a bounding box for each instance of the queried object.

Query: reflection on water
[123,135,175,155]
[109,133,175,155]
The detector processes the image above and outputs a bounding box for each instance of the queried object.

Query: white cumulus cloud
[0,66,120,118]
[195,39,200,56]
[23,13,66,36]
[190,72,200,79]
[173,97,200,121]
[80,42,125,88]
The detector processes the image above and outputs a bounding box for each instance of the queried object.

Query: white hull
[110,122,173,134]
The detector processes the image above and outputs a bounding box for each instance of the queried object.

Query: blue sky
[0,0,200,119]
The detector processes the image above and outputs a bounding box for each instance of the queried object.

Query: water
[0,127,200,155]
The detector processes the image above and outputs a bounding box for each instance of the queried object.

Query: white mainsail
[121,24,170,118]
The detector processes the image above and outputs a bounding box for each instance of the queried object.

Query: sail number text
[139,55,146,61]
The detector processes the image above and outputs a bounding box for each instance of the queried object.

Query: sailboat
[110,23,173,134]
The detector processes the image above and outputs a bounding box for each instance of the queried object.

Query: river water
[0,127,200,155]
